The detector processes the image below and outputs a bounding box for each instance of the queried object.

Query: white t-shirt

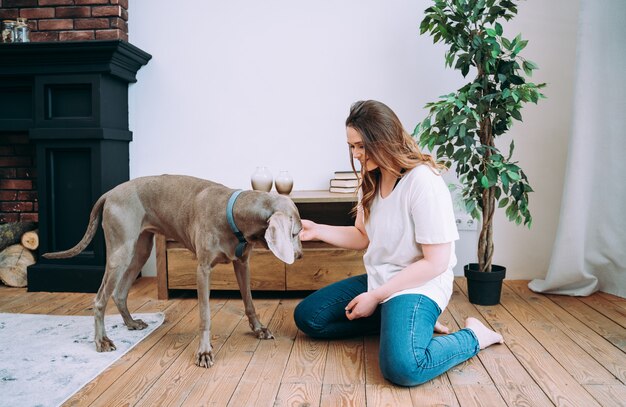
[363,165,459,311]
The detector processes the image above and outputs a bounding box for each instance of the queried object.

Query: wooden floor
[1,278,625,407]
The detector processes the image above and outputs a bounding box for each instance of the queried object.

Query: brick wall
[0,0,129,42]
[0,133,37,223]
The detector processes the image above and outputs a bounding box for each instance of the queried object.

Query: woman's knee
[379,347,431,387]
[293,299,320,337]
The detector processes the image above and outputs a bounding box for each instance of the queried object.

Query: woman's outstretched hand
[299,219,318,241]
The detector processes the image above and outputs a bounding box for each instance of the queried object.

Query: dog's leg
[94,244,133,352]
[112,231,154,331]
[233,259,274,339]
[195,262,214,368]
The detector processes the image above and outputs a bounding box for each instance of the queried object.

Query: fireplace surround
[0,40,150,292]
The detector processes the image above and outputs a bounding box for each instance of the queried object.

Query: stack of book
[329,171,360,193]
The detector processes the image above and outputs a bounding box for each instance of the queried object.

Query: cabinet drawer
[167,247,286,290]
[286,248,365,290]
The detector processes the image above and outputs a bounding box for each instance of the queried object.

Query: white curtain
[529,0,626,298]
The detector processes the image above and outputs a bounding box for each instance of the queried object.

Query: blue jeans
[294,274,480,386]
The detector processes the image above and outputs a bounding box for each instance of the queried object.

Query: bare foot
[464,317,504,349]
[434,321,450,334]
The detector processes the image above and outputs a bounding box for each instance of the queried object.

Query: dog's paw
[195,351,214,368]
[95,336,117,352]
[254,327,274,340]
[126,318,148,331]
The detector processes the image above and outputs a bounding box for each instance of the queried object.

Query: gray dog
[43,175,303,368]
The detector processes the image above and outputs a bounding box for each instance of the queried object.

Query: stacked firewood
[0,221,39,288]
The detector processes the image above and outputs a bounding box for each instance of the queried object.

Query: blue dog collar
[226,190,248,258]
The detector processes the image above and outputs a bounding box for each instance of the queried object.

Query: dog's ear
[265,212,295,264]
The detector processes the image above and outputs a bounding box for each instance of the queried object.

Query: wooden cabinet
[155,190,366,299]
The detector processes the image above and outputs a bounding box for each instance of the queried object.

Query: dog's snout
[295,251,303,260]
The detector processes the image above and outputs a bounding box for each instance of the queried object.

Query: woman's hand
[345,292,380,320]
[299,219,318,241]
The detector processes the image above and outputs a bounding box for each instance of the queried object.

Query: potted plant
[414,0,545,305]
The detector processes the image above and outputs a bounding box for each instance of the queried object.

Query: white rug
[0,312,164,407]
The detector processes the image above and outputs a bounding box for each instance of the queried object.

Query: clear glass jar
[14,18,29,43]
[2,20,15,43]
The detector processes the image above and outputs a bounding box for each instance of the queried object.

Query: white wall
[129,0,579,279]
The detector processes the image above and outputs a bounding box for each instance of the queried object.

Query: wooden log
[0,244,35,288]
[0,221,37,252]
[21,229,39,250]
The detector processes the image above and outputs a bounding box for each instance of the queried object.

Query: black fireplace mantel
[0,40,151,293]
[0,40,150,83]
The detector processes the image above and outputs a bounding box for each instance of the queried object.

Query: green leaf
[459,124,467,139]
[465,199,476,214]
[525,60,539,70]
[514,39,528,53]
[495,22,503,36]
[480,175,489,189]
[487,166,498,185]
[498,198,509,208]
[448,124,459,138]
[501,172,510,192]
[507,170,521,181]
[507,139,515,160]
[511,109,522,121]
[485,28,497,37]
[509,75,525,85]
[461,64,470,77]
[501,37,512,50]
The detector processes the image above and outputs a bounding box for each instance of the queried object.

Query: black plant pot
[464,263,506,305]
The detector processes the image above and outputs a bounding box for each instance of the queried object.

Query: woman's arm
[299,204,369,250]
[345,242,451,319]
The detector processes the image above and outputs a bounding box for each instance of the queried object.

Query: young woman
[294,100,503,386]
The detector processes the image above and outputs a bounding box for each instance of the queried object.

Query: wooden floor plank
[453,384,509,407]
[274,382,322,407]
[584,384,626,407]
[227,299,300,407]
[132,299,241,407]
[0,285,27,306]
[597,291,626,310]
[456,278,603,407]
[499,284,619,385]
[410,385,460,406]
[365,384,413,406]
[1,290,59,313]
[446,283,502,387]
[323,337,365,385]
[578,294,626,328]
[177,300,280,406]
[2,278,624,407]
[446,282,548,406]
[544,293,626,351]
[507,280,626,383]
[319,384,366,407]
[281,330,328,384]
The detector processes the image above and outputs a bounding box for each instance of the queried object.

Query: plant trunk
[478,187,495,272]
[478,104,495,272]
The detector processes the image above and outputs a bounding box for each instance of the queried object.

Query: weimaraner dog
[43,175,303,368]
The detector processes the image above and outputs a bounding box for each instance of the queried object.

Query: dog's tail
[42,193,108,259]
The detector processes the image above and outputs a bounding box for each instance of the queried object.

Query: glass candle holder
[251,166,273,192]
[274,170,293,195]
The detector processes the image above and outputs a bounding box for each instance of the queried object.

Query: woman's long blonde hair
[346,100,444,221]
